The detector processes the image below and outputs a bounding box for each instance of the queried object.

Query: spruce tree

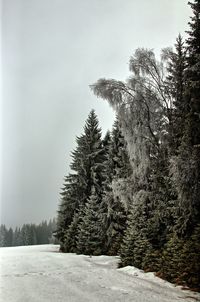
[163,35,187,153]
[13,227,20,246]
[56,110,106,252]
[170,0,200,235]
[55,174,79,249]
[21,224,32,246]
[82,109,105,198]
[0,225,7,247]
[102,120,131,255]
[63,212,80,253]
[185,0,200,149]
[76,188,105,255]
[55,135,87,249]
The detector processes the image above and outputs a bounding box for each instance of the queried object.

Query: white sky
[1,0,191,227]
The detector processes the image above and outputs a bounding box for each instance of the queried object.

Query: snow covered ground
[0,245,199,302]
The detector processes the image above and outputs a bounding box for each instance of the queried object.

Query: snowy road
[0,245,199,302]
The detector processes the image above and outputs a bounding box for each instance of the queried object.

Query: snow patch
[118,266,175,288]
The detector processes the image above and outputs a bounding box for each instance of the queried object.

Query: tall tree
[91,48,176,273]
[170,0,200,235]
[162,35,187,153]
[185,0,200,147]
[56,110,106,252]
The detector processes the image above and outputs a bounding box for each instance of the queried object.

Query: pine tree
[186,1,200,127]
[185,0,200,148]
[55,135,87,249]
[170,0,200,235]
[120,190,153,268]
[6,228,13,247]
[63,212,80,253]
[109,119,132,179]
[163,35,187,153]
[76,188,105,255]
[13,227,19,246]
[0,225,7,247]
[105,193,127,255]
[56,110,106,252]
[56,173,80,249]
[185,0,200,151]
[20,224,32,245]
[82,109,105,198]
[102,120,131,255]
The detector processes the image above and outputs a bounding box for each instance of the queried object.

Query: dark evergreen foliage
[170,0,200,235]
[0,219,57,247]
[56,110,106,252]
[102,120,131,255]
[76,188,105,255]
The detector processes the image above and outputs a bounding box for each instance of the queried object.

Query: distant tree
[13,227,23,246]
[0,219,56,247]
[20,225,30,245]
[0,225,7,247]
[6,228,13,247]
[35,221,51,244]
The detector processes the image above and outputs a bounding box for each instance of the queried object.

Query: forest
[0,219,57,247]
[55,0,200,290]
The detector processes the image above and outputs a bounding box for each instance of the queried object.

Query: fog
[1,0,191,227]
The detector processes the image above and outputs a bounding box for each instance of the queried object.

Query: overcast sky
[1,0,191,227]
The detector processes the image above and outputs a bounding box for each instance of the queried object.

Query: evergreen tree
[56,110,106,252]
[0,219,56,247]
[76,188,105,255]
[56,174,80,249]
[13,227,21,246]
[163,35,187,153]
[105,193,127,255]
[63,211,80,253]
[55,135,86,249]
[102,120,131,255]
[186,1,200,132]
[160,223,200,289]
[0,225,14,247]
[82,109,105,198]
[120,190,153,268]
[110,119,132,179]
[6,228,13,247]
[170,0,200,235]
[0,225,7,247]
[20,224,32,245]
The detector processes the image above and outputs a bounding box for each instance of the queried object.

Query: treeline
[0,219,57,247]
[56,1,200,290]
